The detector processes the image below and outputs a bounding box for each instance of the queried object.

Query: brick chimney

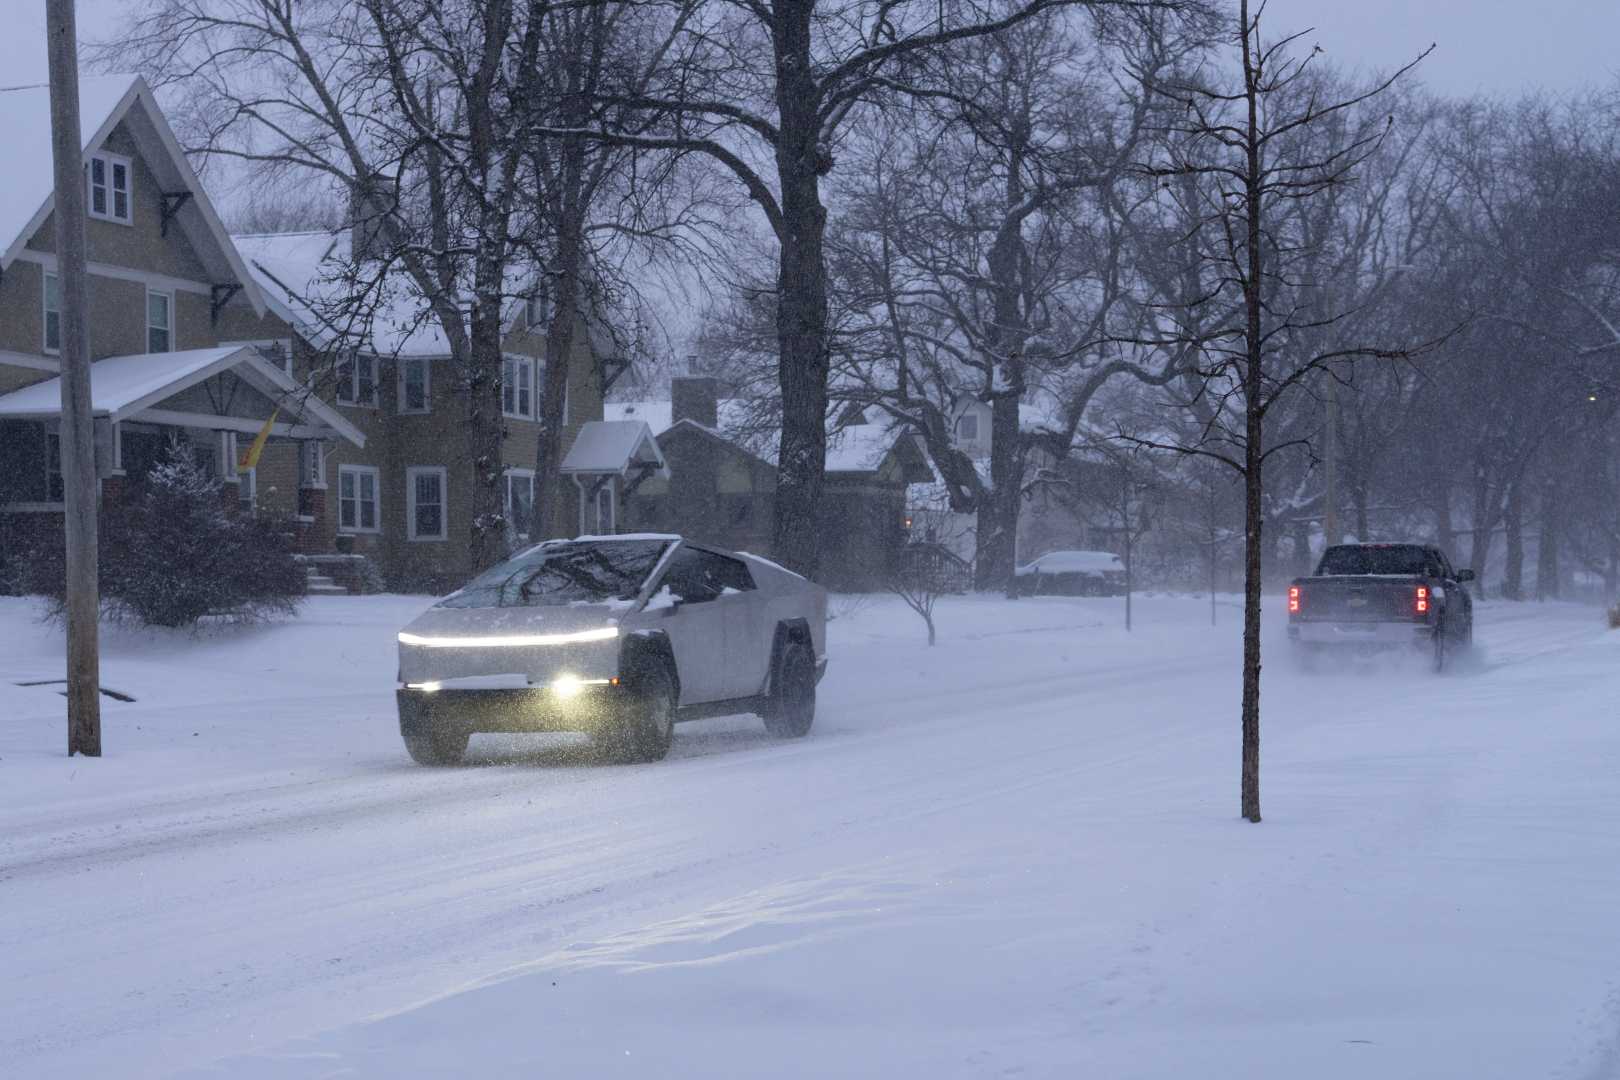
[671,376,720,430]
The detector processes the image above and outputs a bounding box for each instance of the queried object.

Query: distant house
[232,230,648,589]
[608,377,933,590]
[0,74,651,594]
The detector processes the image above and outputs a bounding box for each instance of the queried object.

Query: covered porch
[0,346,364,551]
[559,420,667,536]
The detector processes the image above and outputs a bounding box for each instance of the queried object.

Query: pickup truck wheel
[597,664,675,763]
[764,643,816,738]
[403,730,468,766]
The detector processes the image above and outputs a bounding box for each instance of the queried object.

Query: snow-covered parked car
[395,535,827,765]
[1014,550,1127,596]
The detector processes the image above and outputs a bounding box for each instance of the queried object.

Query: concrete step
[304,570,350,596]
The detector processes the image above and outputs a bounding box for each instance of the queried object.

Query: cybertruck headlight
[550,673,614,699]
[397,626,619,649]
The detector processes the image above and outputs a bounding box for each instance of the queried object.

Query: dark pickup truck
[1287,543,1475,671]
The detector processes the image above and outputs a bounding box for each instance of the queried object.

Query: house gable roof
[560,420,667,478]
[0,346,365,446]
[0,75,266,316]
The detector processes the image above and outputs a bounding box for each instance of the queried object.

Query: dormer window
[955,412,979,441]
[88,152,132,224]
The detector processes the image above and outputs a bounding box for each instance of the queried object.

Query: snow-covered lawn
[3,592,1619,1079]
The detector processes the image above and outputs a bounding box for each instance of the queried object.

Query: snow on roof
[0,346,366,445]
[560,420,668,477]
[233,230,541,359]
[605,399,910,475]
[0,347,251,419]
[0,76,139,266]
[1016,550,1124,576]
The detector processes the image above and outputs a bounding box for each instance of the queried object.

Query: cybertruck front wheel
[595,663,676,764]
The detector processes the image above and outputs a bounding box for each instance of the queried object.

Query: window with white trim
[43,272,61,353]
[525,292,547,330]
[338,464,381,532]
[502,355,534,419]
[336,352,378,407]
[406,466,447,541]
[504,468,535,542]
[146,289,172,353]
[399,357,430,414]
[87,152,132,224]
[955,411,979,441]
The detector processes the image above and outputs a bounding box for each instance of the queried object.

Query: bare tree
[541,0,1203,578]
[1124,2,1431,821]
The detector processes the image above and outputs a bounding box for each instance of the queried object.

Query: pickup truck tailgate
[1296,577,1417,621]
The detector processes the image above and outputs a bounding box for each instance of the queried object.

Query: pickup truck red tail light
[1415,586,1429,615]
[1288,585,1300,614]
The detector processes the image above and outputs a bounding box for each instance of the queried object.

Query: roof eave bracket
[211,283,242,324]
[160,191,193,238]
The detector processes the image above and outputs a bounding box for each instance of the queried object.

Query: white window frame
[337,464,381,534]
[504,467,535,542]
[502,354,534,419]
[398,356,431,415]
[87,151,133,225]
[146,287,173,354]
[406,466,448,542]
[42,271,61,354]
[335,352,379,408]
[301,441,327,489]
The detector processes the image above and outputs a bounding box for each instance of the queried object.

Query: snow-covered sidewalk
[2,593,1618,1079]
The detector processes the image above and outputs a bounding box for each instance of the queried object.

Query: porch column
[297,440,329,553]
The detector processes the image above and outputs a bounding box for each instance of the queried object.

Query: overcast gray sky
[3,0,1617,97]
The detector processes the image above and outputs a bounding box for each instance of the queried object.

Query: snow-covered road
[3,594,1618,1079]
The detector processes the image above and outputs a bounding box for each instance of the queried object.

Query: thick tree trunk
[1502,480,1525,601]
[770,0,829,579]
[1536,484,1560,600]
[1467,469,1499,600]
[975,395,1022,593]
[1351,481,1370,544]
[466,294,509,574]
[534,147,586,541]
[1434,480,1455,554]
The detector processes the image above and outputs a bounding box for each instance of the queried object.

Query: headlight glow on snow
[397,626,619,648]
[405,681,443,693]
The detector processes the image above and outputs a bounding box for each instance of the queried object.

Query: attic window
[88,152,132,224]
[955,412,979,441]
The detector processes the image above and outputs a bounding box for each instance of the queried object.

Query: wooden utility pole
[46,0,102,757]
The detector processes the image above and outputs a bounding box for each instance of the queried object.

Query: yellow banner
[237,407,279,473]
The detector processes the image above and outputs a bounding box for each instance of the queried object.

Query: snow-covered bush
[26,451,305,627]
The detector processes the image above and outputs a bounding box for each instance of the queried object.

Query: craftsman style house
[0,75,653,593]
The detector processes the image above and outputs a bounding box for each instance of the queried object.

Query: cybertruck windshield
[1317,545,1430,576]
[437,539,671,609]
